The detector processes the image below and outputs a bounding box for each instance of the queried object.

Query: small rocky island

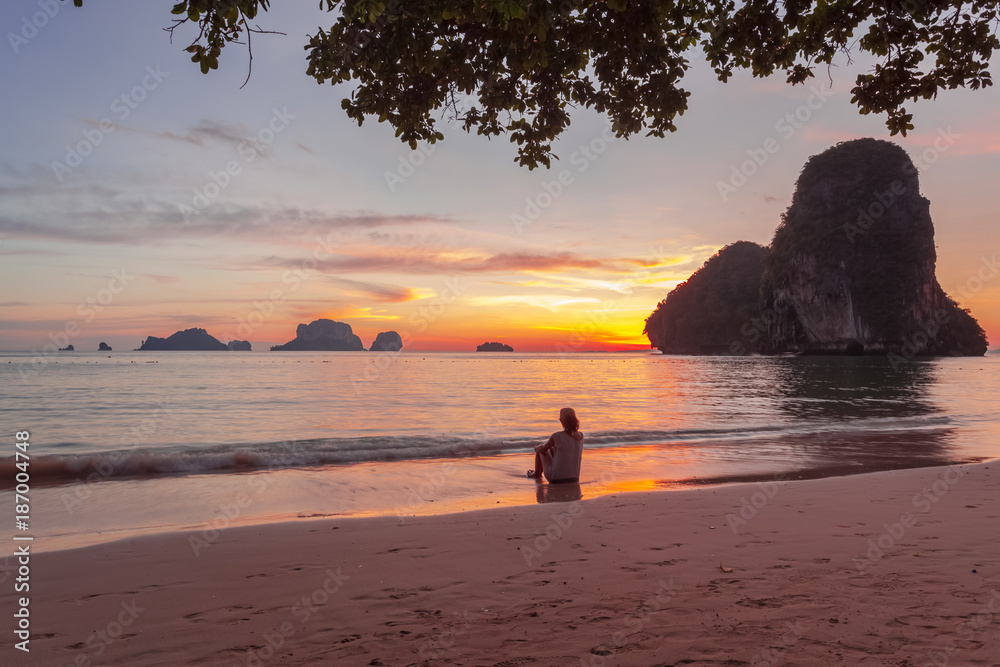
[369,331,403,352]
[136,328,228,351]
[59,344,75,351]
[477,341,514,352]
[98,342,112,351]
[271,319,364,351]
[644,139,987,357]
[227,340,252,351]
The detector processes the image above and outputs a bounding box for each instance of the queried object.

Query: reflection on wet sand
[535,482,583,504]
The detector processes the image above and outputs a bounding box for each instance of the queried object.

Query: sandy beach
[4,461,1000,666]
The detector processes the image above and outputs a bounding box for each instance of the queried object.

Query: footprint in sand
[736,597,784,608]
[377,546,429,555]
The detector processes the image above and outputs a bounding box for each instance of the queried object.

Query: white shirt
[546,431,583,481]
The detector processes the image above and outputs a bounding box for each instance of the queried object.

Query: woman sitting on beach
[528,408,584,483]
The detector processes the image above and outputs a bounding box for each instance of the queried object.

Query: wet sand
[3,461,1000,666]
[3,427,970,554]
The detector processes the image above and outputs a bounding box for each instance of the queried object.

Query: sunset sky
[1,1,998,352]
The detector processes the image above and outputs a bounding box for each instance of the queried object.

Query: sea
[1,350,998,553]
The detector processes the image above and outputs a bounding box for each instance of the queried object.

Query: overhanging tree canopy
[70,0,1000,168]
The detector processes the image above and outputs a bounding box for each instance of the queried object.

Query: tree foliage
[68,0,1000,168]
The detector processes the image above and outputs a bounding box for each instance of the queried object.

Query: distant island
[98,342,112,351]
[644,139,988,357]
[369,331,403,352]
[477,341,513,352]
[271,319,364,351]
[59,344,74,351]
[129,322,398,352]
[136,328,228,351]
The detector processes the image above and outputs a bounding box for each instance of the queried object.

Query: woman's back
[547,431,583,482]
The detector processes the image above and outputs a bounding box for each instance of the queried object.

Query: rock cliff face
[477,341,513,352]
[137,328,228,351]
[270,319,364,351]
[227,340,252,351]
[369,331,403,352]
[760,139,986,356]
[643,139,987,357]
[643,241,768,354]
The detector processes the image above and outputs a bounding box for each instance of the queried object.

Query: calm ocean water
[1,350,998,551]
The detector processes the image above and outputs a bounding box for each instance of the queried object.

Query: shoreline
[3,461,999,665]
[2,440,982,554]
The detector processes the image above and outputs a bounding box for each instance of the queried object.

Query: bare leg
[533,452,543,478]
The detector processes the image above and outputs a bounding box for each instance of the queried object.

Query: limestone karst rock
[136,328,228,351]
[760,139,986,356]
[270,319,364,351]
[644,139,987,357]
[369,331,403,352]
[643,241,768,355]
